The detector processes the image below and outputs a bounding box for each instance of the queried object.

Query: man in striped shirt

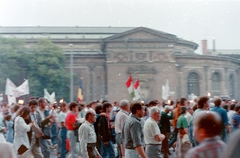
[115,99,130,157]
[185,111,226,158]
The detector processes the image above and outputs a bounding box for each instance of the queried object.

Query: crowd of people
[0,95,239,158]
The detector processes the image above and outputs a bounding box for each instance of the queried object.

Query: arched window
[229,74,234,97]
[187,72,199,96]
[212,72,221,96]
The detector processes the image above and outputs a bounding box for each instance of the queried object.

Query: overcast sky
[1,0,240,54]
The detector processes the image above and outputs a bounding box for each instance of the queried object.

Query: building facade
[1,26,239,102]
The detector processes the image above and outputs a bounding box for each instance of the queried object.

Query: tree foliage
[0,37,71,101]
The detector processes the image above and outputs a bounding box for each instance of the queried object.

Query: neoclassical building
[0,26,239,102]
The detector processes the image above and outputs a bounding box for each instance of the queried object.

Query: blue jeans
[51,122,58,146]
[67,130,78,158]
[168,128,178,148]
[100,140,115,158]
[39,137,51,158]
[58,127,68,158]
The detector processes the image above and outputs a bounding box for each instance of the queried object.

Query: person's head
[222,104,229,112]
[5,114,12,121]
[179,106,187,115]
[113,101,119,107]
[234,105,240,114]
[214,97,222,107]
[95,104,103,114]
[149,106,161,122]
[87,101,97,110]
[192,103,198,111]
[194,111,223,142]
[60,101,68,112]
[38,98,47,109]
[230,104,236,111]
[148,100,158,107]
[180,98,187,106]
[142,105,148,117]
[187,106,194,115]
[85,109,96,124]
[119,99,130,112]
[197,96,209,110]
[17,106,31,119]
[68,102,78,112]
[130,101,144,117]
[28,99,38,113]
[13,104,20,113]
[102,102,112,113]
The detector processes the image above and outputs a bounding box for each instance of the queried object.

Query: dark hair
[148,100,158,106]
[28,99,38,107]
[87,101,97,108]
[5,114,11,121]
[223,104,228,112]
[102,100,108,104]
[102,102,112,112]
[197,96,209,109]
[192,103,198,111]
[69,102,78,111]
[18,106,31,118]
[13,104,20,112]
[214,98,222,106]
[230,104,236,110]
[180,98,187,106]
[195,111,223,137]
[179,106,187,115]
[130,101,142,114]
[234,105,240,112]
[95,104,103,114]
[37,98,46,105]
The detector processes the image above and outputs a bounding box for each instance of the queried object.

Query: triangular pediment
[104,27,177,42]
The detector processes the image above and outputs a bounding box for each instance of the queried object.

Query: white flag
[162,85,167,100]
[133,79,141,101]
[7,95,16,105]
[5,78,17,96]
[15,79,29,98]
[44,89,56,103]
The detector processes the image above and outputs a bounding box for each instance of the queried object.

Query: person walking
[79,109,102,158]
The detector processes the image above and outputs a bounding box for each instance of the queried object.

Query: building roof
[0,26,135,40]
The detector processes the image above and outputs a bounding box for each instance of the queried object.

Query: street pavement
[50,145,176,158]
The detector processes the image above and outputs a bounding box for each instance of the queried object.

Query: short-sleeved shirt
[58,111,68,128]
[144,117,161,144]
[232,113,240,131]
[115,109,129,134]
[122,114,144,149]
[177,114,188,129]
[211,106,229,127]
[65,112,77,130]
[185,136,225,158]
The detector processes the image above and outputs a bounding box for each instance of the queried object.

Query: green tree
[0,37,71,101]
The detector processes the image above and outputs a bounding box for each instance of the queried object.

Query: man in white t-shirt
[57,102,68,158]
[144,106,165,158]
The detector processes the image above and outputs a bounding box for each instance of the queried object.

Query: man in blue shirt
[232,105,240,131]
[210,97,230,142]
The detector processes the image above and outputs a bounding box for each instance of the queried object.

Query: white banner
[15,79,29,98]
[5,78,17,96]
[44,89,56,103]
[7,95,16,105]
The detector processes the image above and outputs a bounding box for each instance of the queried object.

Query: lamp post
[69,44,74,102]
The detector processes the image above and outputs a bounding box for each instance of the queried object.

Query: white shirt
[13,116,31,150]
[58,111,67,128]
[143,117,161,145]
[79,121,97,158]
[115,109,129,133]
